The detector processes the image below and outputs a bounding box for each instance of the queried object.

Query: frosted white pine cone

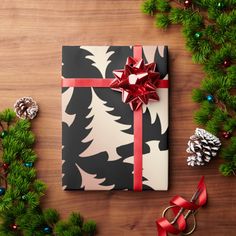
[14,97,38,120]
[186,128,221,166]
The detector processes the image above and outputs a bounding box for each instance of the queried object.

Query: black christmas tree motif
[77,152,133,190]
[62,87,92,189]
[62,46,103,78]
[62,87,76,127]
[94,46,134,128]
[80,46,115,78]
[105,46,133,78]
[77,150,152,190]
[155,46,168,79]
[142,104,168,151]
[115,109,166,161]
[142,45,168,79]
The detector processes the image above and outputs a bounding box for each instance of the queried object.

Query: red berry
[11,224,17,230]
[184,0,192,8]
[2,163,9,171]
[223,59,231,68]
[222,131,231,139]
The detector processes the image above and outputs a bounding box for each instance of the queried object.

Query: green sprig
[0,109,97,235]
[142,0,236,175]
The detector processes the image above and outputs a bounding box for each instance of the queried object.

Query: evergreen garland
[0,109,96,236]
[141,0,236,176]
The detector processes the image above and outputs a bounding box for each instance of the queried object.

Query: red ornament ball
[11,224,18,230]
[184,0,192,8]
[222,131,231,139]
[223,59,231,68]
[2,163,9,171]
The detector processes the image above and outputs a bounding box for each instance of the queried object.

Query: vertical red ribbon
[133,45,143,191]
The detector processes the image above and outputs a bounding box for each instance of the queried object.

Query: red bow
[110,57,161,111]
[156,176,207,236]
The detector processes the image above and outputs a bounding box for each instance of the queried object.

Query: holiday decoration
[222,131,232,139]
[194,32,202,39]
[186,128,221,166]
[223,59,231,68]
[206,94,214,103]
[0,130,8,139]
[141,0,236,176]
[11,224,18,230]
[2,163,9,171]
[43,226,53,234]
[62,45,169,191]
[184,0,192,8]
[0,108,96,235]
[110,57,160,111]
[23,162,34,167]
[216,2,225,9]
[0,187,6,196]
[14,96,39,119]
[156,176,207,236]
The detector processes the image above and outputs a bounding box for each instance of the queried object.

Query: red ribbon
[156,176,207,236]
[62,78,168,88]
[133,46,143,191]
[61,46,168,191]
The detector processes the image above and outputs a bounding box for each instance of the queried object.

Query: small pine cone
[14,97,38,120]
[186,128,221,166]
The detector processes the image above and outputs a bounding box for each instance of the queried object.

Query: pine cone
[186,128,221,166]
[14,97,38,120]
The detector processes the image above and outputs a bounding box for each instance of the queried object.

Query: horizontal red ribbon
[61,78,169,88]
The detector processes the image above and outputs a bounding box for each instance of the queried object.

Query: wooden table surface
[0,1,235,235]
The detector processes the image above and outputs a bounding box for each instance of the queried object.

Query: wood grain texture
[0,1,235,235]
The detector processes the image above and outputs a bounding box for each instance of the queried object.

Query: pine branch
[0,109,97,235]
[141,0,236,176]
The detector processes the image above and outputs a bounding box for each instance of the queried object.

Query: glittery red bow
[110,57,161,111]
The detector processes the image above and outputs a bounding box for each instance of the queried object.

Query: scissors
[161,188,202,235]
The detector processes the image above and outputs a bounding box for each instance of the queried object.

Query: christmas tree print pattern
[80,88,133,161]
[62,46,168,190]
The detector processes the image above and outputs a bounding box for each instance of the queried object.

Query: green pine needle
[192,89,205,103]
[219,163,236,176]
[141,0,157,15]
[43,208,60,225]
[69,212,84,227]
[169,8,189,24]
[0,109,16,123]
[156,0,170,12]
[82,220,97,235]
[155,13,170,28]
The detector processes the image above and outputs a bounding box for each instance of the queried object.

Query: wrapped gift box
[61,46,169,191]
